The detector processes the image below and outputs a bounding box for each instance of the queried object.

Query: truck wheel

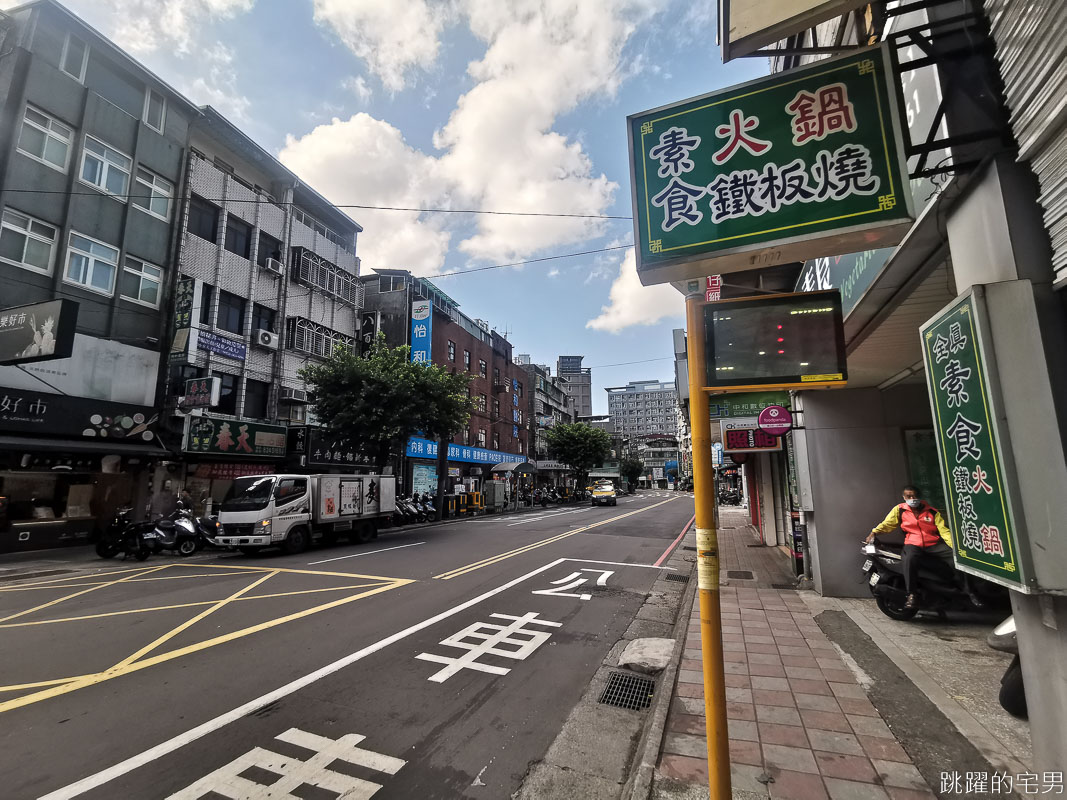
[284,527,309,555]
[356,522,374,544]
[239,546,263,556]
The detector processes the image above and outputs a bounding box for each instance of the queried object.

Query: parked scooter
[96,506,154,560]
[988,615,1027,719]
[533,489,548,508]
[150,503,216,556]
[859,541,1006,620]
[392,496,419,525]
[397,495,426,523]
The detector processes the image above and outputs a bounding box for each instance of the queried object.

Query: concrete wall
[802,384,933,597]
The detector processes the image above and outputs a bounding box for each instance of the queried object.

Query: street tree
[619,456,644,489]
[299,335,474,503]
[544,423,611,488]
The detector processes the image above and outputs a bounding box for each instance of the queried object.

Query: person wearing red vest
[865,485,954,610]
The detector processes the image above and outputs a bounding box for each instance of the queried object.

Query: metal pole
[684,293,731,798]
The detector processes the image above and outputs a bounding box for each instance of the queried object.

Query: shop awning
[490,462,536,476]
[0,434,171,456]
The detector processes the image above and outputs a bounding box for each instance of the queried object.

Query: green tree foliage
[619,456,645,487]
[299,335,474,471]
[545,423,611,486]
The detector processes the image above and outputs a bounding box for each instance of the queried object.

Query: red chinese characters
[785,83,857,146]
[711,109,772,165]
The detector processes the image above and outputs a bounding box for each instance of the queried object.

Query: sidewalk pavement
[652,509,936,800]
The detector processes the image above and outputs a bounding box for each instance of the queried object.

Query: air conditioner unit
[254,329,279,349]
[262,257,282,275]
[280,387,308,404]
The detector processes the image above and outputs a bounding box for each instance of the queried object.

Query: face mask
[905,499,921,509]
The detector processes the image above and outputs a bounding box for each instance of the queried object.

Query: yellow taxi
[590,479,618,507]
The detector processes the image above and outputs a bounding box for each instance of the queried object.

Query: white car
[591,481,617,506]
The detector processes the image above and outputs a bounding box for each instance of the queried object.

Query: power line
[584,357,674,369]
[1,187,633,220]
[429,244,633,279]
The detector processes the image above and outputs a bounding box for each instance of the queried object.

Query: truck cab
[217,474,312,555]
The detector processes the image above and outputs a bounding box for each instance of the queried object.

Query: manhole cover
[682,546,697,551]
[598,671,655,711]
[726,570,754,580]
[665,573,690,584]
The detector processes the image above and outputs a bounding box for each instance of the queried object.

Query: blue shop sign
[405,436,526,465]
[410,300,432,364]
[196,330,246,361]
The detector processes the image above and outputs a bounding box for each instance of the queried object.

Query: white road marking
[415,612,561,683]
[532,569,614,600]
[41,555,668,799]
[168,727,405,799]
[307,542,425,565]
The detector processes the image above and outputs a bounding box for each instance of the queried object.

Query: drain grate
[598,671,655,711]
[726,570,754,580]
[682,545,697,551]
[665,573,690,584]
[772,583,797,590]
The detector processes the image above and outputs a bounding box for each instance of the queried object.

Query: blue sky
[54,0,767,413]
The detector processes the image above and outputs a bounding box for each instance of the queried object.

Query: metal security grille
[598,672,655,711]
[665,574,690,584]
[726,570,754,580]
[285,316,356,358]
[291,248,359,304]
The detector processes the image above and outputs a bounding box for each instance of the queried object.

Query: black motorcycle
[988,615,1027,719]
[860,541,1006,620]
[96,506,154,561]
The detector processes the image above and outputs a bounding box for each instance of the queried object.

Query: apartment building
[606,379,679,439]
[557,355,592,417]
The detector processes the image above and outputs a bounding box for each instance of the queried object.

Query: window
[223,215,252,259]
[143,89,166,133]
[213,155,235,175]
[478,393,487,411]
[493,398,500,416]
[257,232,281,268]
[61,34,88,82]
[119,257,162,307]
[17,106,72,171]
[169,364,203,397]
[448,340,456,362]
[132,168,172,220]
[64,231,118,295]
[285,316,355,357]
[518,440,524,455]
[516,381,523,398]
[462,429,470,445]
[188,196,219,243]
[216,373,238,415]
[477,430,486,447]
[244,379,271,419]
[479,360,487,378]
[493,432,500,449]
[216,290,246,335]
[199,282,215,325]
[274,478,307,504]
[251,303,276,333]
[464,350,471,370]
[292,249,358,304]
[80,136,131,198]
[378,275,404,292]
[493,367,500,383]
[0,210,56,274]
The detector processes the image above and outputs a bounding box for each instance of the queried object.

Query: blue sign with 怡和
[405,436,526,465]
[196,330,246,361]
[410,300,432,364]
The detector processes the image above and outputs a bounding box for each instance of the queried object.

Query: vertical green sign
[627,44,913,285]
[921,295,1026,589]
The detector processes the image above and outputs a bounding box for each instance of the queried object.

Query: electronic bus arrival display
[702,289,847,391]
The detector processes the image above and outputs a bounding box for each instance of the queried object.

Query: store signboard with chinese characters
[184,416,286,458]
[720,417,783,453]
[0,387,159,442]
[627,45,913,286]
[359,311,380,357]
[183,377,221,409]
[287,425,372,467]
[719,0,870,62]
[169,278,198,365]
[708,390,791,419]
[405,436,525,466]
[410,300,432,364]
[0,299,78,365]
[196,330,246,361]
[921,292,1031,591]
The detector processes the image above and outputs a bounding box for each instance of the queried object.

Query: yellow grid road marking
[433,497,677,580]
[0,566,169,624]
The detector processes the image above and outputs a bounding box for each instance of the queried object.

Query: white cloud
[181,44,252,123]
[312,0,447,92]
[67,0,255,55]
[279,114,453,274]
[547,268,560,277]
[342,75,374,104]
[586,248,683,333]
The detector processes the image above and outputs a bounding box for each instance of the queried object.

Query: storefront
[404,436,526,497]
[531,460,571,490]
[0,388,166,552]
[174,415,287,516]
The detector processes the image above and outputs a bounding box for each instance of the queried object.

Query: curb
[624,550,699,800]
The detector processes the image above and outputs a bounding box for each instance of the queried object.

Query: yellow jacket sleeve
[933,510,953,547]
[871,506,902,534]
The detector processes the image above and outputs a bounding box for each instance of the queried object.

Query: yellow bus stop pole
[685,291,731,798]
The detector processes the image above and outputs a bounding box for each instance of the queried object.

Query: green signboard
[921,293,1030,591]
[628,45,913,286]
[184,416,287,458]
[708,390,790,419]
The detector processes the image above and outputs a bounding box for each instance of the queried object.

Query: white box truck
[216,473,396,555]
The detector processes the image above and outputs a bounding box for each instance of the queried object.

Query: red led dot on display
[777,325,783,329]
[778,350,785,354]
[777,337,784,342]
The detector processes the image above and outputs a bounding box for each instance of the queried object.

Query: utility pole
[684,291,731,798]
